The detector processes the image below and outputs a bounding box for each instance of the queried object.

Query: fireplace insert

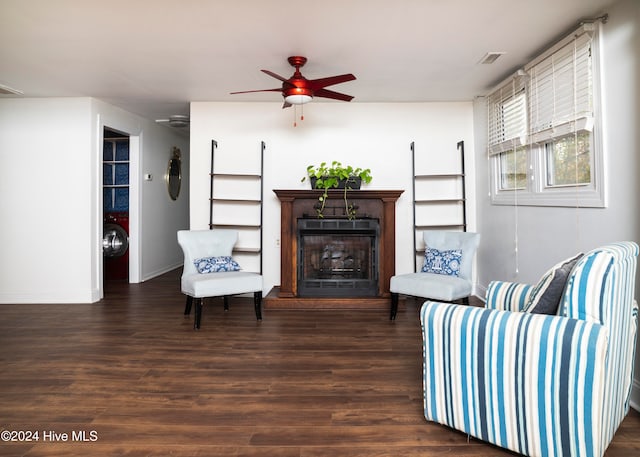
[297,218,379,297]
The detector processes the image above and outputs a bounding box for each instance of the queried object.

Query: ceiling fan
[230,56,356,108]
[155,114,190,128]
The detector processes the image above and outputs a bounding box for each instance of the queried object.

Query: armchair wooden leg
[194,298,203,330]
[223,296,230,311]
[254,291,263,321]
[390,292,399,320]
[184,295,193,316]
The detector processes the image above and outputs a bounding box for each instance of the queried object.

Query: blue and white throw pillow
[421,247,462,277]
[194,256,241,274]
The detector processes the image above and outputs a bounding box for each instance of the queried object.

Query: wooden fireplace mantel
[265,189,403,309]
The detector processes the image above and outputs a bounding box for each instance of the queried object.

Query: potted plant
[301,161,373,219]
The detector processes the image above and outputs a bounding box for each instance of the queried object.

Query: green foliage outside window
[545,132,591,187]
[499,147,527,190]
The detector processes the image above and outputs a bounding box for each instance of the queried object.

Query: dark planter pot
[310,176,362,190]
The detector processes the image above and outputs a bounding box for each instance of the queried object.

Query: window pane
[499,147,527,190]
[545,132,591,186]
[103,164,113,185]
[114,163,129,185]
[103,141,114,161]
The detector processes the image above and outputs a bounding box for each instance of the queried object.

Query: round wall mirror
[166,147,182,200]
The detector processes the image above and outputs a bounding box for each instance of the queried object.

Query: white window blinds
[487,24,595,154]
[487,78,527,155]
[527,29,594,143]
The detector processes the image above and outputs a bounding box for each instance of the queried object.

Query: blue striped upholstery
[420,242,638,457]
[486,280,535,312]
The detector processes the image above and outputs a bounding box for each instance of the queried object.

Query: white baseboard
[0,290,97,304]
[474,283,487,302]
[140,262,182,283]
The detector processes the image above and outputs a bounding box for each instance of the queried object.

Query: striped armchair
[420,242,638,457]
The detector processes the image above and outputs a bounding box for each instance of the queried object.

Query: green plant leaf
[302,161,373,218]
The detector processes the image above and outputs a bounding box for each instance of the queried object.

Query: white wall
[190,101,475,295]
[473,0,640,410]
[0,98,94,302]
[0,97,189,303]
[136,126,190,281]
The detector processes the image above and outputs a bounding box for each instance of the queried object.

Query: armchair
[420,242,638,457]
[390,231,480,320]
[177,229,263,329]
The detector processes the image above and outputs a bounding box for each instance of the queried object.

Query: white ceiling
[0,0,614,123]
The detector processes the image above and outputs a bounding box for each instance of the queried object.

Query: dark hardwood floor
[0,269,639,457]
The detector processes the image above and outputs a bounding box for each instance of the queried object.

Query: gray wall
[473,0,640,409]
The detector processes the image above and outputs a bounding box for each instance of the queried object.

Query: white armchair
[177,229,263,329]
[389,231,480,319]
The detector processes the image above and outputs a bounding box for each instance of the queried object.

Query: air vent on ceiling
[479,52,505,65]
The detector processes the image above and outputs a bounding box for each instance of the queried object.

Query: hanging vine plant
[301,161,372,219]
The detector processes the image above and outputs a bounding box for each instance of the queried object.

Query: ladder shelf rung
[209,223,261,229]
[415,198,465,204]
[415,223,467,230]
[210,172,261,179]
[210,198,261,203]
[414,173,464,179]
[233,247,261,253]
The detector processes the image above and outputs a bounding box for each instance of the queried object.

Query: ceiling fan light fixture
[155,114,190,128]
[168,115,190,128]
[284,94,312,105]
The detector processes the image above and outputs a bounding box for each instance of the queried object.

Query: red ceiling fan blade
[261,69,290,82]
[308,74,356,90]
[229,88,282,95]
[313,88,354,102]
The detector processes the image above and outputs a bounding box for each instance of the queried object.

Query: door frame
[97,120,141,300]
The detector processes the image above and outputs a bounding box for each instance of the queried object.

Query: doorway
[103,128,130,282]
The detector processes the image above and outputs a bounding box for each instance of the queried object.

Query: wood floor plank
[0,269,638,456]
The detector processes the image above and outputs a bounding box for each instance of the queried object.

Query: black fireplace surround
[297,218,379,297]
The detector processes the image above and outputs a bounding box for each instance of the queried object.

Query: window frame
[488,22,605,208]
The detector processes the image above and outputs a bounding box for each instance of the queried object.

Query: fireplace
[297,218,379,297]
[265,189,403,309]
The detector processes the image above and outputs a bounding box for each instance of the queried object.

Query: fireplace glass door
[297,219,379,297]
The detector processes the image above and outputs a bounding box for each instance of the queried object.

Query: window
[545,131,591,187]
[499,147,527,190]
[488,22,605,207]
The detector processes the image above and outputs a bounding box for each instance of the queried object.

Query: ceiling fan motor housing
[285,56,313,98]
[287,56,307,68]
